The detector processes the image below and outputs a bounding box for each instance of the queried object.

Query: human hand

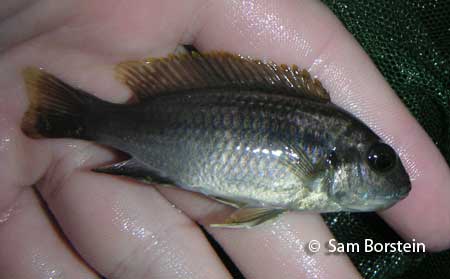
[1,0,449,278]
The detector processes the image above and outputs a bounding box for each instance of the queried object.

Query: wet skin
[1,0,450,278]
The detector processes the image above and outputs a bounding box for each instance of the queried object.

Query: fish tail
[21,67,102,140]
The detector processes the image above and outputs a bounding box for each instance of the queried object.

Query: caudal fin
[21,67,100,139]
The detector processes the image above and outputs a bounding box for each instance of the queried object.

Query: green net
[320,0,450,278]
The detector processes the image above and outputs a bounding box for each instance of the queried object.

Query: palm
[1,0,449,278]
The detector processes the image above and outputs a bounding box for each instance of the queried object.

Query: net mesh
[320,0,450,278]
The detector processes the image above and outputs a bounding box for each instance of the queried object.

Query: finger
[33,146,230,279]
[0,187,98,278]
[189,0,450,251]
[2,0,234,277]
[158,187,362,279]
[2,98,230,278]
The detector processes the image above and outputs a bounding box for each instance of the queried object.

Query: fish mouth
[397,185,411,199]
[369,186,412,210]
[344,200,395,212]
[344,193,409,212]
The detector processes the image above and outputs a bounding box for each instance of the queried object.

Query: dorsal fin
[115,51,330,102]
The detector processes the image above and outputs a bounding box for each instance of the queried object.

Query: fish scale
[93,91,351,208]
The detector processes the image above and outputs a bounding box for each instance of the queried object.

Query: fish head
[326,140,411,211]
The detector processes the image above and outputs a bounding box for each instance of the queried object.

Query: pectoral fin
[210,208,286,229]
[92,158,171,185]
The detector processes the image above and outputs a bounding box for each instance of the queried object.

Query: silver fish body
[93,89,409,212]
[21,52,411,227]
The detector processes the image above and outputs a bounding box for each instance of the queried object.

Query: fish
[20,51,411,228]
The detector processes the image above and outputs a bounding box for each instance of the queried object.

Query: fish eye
[367,143,397,172]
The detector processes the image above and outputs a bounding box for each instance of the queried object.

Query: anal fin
[210,208,286,229]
